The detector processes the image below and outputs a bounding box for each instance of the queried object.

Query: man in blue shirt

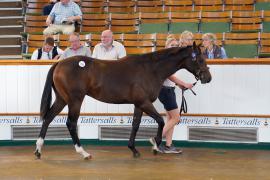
[43,0,82,35]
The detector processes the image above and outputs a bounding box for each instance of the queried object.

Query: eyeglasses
[69,39,80,43]
[202,39,210,41]
[170,44,179,47]
[185,38,193,41]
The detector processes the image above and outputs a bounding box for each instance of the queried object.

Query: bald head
[69,32,81,50]
[101,30,113,48]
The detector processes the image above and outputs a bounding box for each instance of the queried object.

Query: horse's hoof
[84,155,92,160]
[133,152,140,158]
[152,149,158,155]
[34,150,41,159]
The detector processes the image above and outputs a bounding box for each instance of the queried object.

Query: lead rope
[180,81,197,115]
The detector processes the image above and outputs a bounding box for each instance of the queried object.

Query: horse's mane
[120,46,190,64]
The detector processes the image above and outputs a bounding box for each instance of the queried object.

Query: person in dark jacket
[31,36,63,60]
[201,33,227,59]
[43,0,59,15]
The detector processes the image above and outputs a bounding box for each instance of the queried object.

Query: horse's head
[185,42,212,84]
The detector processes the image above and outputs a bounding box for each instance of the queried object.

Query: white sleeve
[85,47,91,57]
[58,51,66,60]
[118,43,126,59]
[92,46,97,58]
[31,49,39,60]
[57,47,64,55]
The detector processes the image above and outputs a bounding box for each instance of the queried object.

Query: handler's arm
[168,75,193,89]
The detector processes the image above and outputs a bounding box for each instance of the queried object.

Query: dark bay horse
[35,42,211,159]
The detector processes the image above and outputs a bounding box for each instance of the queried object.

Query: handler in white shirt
[92,29,126,60]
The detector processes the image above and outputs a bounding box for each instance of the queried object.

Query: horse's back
[51,55,162,104]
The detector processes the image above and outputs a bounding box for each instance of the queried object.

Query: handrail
[0,58,270,65]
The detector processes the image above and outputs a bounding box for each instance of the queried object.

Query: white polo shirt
[31,47,63,60]
[92,41,126,60]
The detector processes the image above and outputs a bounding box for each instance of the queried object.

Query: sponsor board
[0,116,267,128]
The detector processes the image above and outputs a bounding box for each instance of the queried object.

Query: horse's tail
[40,62,58,121]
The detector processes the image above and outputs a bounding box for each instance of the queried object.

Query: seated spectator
[43,0,82,35]
[31,36,63,60]
[43,0,59,16]
[59,32,91,60]
[201,33,227,59]
[92,30,126,60]
[179,30,194,47]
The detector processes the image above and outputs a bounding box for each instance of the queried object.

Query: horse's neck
[153,49,187,81]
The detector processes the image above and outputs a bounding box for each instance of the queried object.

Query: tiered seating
[21,0,270,59]
[107,1,136,13]
[24,15,47,34]
[136,0,163,13]
[22,1,270,35]
[0,0,23,59]
[255,0,270,10]
[122,33,156,54]
[170,11,200,33]
[259,33,270,57]
[81,0,106,14]
[26,0,48,14]
[81,13,108,33]
[263,10,270,32]
[138,12,169,33]
[224,0,255,11]
[224,33,259,58]
[23,32,270,58]
[163,0,193,12]
[200,11,231,33]
[109,13,139,33]
[193,0,224,11]
[155,33,168,50]
[231,11,262,32]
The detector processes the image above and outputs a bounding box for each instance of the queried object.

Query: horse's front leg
[128,106,143,158]
[67,102,91,160]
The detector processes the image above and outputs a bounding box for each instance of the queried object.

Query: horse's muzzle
[197,67,211,84]
[200,72,212,84]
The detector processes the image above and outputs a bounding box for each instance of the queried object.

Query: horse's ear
[192,41,198,53]
[192,41,202,54]
[193,41,196,48]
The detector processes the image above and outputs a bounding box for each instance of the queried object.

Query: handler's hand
[178,83,193,90]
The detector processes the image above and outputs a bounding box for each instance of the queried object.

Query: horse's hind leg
[67,100,91,160]
[128,106,143,158]
[35,97,66,159]
[139,101,165,154]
